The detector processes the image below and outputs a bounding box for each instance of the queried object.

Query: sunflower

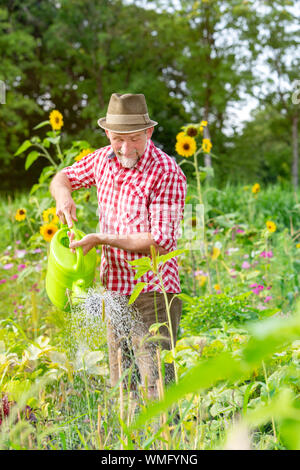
[213,283,221,291]
[199,120,208,134]
[175,136,196,157]
[176,131,186,141]
[185,125,199,138]
[49,110,64,131]
[296,243,300,249]
[266,220,276,233]
[211,246,221,260]
[252,183,260,194]
[75,148,92,161]
[15,208,26,221]
[40,223,58,242]
[202,138,212,153]
[43,207,59,225]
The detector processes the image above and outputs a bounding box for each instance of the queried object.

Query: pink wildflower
[3,263,14,270]
[9,274,18,280]
[0,279,7,285]
[264,296,272,303]
[260,250,273,259]
[17,264,26,271]
[251,284,264,295]
[242,261,251,269]
[15,249,27,258]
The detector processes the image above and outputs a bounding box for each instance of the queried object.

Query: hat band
[106,113,150,125]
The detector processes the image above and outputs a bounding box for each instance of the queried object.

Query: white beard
[117,154,139,169]
[116,139,148,169]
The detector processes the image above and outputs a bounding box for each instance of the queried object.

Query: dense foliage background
[0,0,299,191]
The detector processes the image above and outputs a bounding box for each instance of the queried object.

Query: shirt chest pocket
[121,185,149,229]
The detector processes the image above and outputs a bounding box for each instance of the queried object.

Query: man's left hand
[68,232,99,256]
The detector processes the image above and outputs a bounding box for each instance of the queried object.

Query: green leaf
[33,120,50,130]
[30,183,41,195]
[25,150,40,170]
[47,136,61,145]
[176,293,196,304]
[134,266,152,279]
[128,282,147,305]
[128,257,151,268]
[14,140,32,156]
[148,322,168,334]
[157,248,187,265]
[131,310,300,429]
[42,138,51,148]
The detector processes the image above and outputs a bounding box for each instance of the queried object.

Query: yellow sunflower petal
[40,223,58,242]
[75,148,92,161]
[252,183,260,194]
[15,208,26,221]
[49,110,64,131]
[202,138,212,153]
[175,136,197,157]
[266,221,276,233]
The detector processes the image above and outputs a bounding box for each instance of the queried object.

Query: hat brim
[98,118,158,134]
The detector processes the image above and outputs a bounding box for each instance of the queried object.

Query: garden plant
[0,112,299,450]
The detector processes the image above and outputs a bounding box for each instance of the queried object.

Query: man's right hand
[56,195,78,228]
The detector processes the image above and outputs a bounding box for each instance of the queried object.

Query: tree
[0,0,189,190]
[251,0,300,189]
[161,0,261,171]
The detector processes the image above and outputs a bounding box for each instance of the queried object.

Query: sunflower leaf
[25,151,41,170]
[128,282,147,305]
[14,140,32,156]
[33,120,50,130]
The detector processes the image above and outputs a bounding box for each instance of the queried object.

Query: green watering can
[45,223,97,311]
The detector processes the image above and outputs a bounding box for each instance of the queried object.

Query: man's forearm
[96,232,168,255]
[50,171,73,201]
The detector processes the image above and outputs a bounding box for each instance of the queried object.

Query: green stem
[262,360,277,443]
[193,149,203,205]
[54,130,63,162]
[33,143,58,168]
[157,273,177,382]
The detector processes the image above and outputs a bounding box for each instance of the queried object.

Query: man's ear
[146,127,154,139]
[105,129,110,140]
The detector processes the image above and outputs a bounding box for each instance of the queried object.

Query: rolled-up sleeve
[149,171,187,251]
[61,152,96,190]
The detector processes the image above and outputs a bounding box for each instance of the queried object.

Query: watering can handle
[71,223,84,274]
[60,222,84,274]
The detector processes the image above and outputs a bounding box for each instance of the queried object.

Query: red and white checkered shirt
[62,139,187,295]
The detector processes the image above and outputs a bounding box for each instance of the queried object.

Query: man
[50,93,187,399]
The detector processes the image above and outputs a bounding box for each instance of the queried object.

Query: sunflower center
[183,144,190,150]
[47,229,53,235]
[19,210,25,215]
[187,128,197,137]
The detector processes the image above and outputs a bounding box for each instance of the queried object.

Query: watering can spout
[71,279,87,306]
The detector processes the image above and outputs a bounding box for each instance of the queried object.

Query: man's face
[106,128,153,168]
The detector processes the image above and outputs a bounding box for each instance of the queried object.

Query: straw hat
[98,93,158,133]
